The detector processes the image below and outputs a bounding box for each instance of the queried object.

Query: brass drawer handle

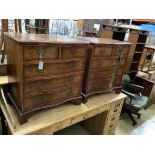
[70,48,77,55]
[99,49,106,54]
[37,80,46,87]
[39,47,47,56]
[115,103,121,107]
[36,96,43,103]
[113,109,118,113]
[38,66,45,72]
[111,117,115,121]
[110,125,113,128]
[68,63,76,69]
[68,76,74,81]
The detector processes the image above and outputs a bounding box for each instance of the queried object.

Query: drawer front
[89,69,114,81]
[114,46,129,56]
[23,73,83,95]
[24,61,85,79]
[91,59,117,68]
[62,46,86,58]
[109,106,122,117]
[111,100,123,109]
[88,78,113,92]
[104,121,117,131]
[106,114,120,125]
[23,86,81,112]
[104,127,116,135]
[94,46,113,57]
[24,45,59,61]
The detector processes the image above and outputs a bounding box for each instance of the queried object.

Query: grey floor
[55,104,155,135]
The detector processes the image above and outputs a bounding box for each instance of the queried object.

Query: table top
[0,76,126,135]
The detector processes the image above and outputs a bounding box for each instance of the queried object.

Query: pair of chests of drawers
[86,45,129,94]
[22,45,87,111]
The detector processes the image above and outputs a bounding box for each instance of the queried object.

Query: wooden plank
[0,76,17,85]
[0,91,126,135]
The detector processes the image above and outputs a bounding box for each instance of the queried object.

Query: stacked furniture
[77,37,131,101]
[139,45,155,75]
[99,24,149,79]
[5,32,89,123]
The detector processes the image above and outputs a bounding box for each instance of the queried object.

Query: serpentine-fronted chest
[5,32,89,123]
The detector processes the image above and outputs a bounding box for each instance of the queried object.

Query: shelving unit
[99,24,149,81]
[139,45,155,74]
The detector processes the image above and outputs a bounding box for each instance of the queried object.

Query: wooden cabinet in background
[99,24,149,81]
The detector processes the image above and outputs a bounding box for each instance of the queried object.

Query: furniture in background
[99,24,149,77]
[77,37,131,101]
[1,19,22,63]
[0,81,126,135]
[99,24,154,108]
[5,32,90,124]
[139,45,155,77]
[25,19,49,34]
[121,75,148,125]
[135,76,154,108]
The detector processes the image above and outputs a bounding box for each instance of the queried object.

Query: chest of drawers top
[4,32,90,45]
[76,36,131,45]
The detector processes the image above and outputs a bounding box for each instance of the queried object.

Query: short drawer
[23,73,83,96]
[88,78,113,92]
[24,45,59,61]
[89,69,114,81]
[62,46,86,59]
[104,121,117,131]
[114,46,129,56]
[23,86,81,112]
[109,106,122,117]
[106,113,120,125]
[104,127,116,135]
[94,46,113,57]
[23,60,85,79]
[111,100,123,109]
[91,58,117,68]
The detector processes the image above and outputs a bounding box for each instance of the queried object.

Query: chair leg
[127,111,137,126]
[137,113,141,119]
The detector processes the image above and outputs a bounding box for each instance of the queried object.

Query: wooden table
[0,76,126,135]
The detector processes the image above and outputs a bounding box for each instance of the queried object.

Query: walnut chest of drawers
[5,32,89,123]
[77,37,131,101]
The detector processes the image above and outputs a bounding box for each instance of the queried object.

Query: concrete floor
[55,104,155,135]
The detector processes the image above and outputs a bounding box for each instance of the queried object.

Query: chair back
[122,75,131,88]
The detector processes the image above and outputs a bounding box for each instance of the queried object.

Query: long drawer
[23,72,83,96]
[23,86,81,112]
[89,68,114,81]
[91,58,117,68]
[23,60,85,79]
[24,45,59,61]
[87,78,113,93]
